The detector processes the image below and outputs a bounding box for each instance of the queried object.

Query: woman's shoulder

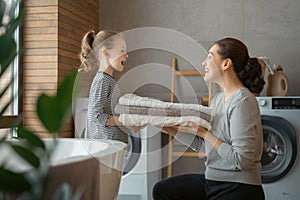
[229,88,259,110]
[237,88,257,102]
[212,88,258,107]
[212,92,225,103]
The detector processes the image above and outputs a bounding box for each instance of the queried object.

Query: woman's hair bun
[238,57,265,94]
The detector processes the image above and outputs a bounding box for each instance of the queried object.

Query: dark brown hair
[214,38,265,94]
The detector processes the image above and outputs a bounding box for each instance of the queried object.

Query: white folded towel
[119,114,211,130]
[119,93,211,115]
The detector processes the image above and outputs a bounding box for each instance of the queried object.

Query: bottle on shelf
[267,65,288,96]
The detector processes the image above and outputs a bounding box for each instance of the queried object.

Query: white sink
[0,138,127,200]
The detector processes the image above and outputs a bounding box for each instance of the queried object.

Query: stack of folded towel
[115,94,212,130]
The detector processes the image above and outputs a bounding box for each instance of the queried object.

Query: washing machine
[117,125,161,200]
[256,96,300,200]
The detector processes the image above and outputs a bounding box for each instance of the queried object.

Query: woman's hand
[157,121,208,139]
[173,121,208,139]
[155,126,180,137]
[127,126,145,133]
[158,122,222,151]
[159,126,180,137]
[174,122,222,151]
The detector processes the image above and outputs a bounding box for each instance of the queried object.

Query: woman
[153,38,265,200]
[78,30,129,142]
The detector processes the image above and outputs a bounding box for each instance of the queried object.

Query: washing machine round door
[261,115,297,183]
[122,131,141,175]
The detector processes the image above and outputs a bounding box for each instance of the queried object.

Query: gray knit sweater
[175,88,263,185]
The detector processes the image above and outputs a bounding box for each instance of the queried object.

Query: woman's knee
[152,180,166,200]
[152,174,206,200]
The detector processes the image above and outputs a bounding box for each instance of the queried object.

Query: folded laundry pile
[115,94,212,130]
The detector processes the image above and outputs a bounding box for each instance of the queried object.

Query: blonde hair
[78,30,120,72]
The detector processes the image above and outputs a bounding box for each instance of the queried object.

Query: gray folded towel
[115,104,211,122]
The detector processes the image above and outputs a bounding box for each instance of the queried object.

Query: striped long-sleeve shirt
[84,71,128,143]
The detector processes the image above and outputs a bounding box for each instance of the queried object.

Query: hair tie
[247,57,251,64]
[88,31,95,47]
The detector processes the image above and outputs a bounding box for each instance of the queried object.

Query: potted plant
[0,0,79,199]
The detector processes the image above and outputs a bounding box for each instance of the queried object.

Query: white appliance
[73,98,161,200]
[256,96,300,200]
[118,125,161,200]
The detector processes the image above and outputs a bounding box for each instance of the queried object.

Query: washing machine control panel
[257,97,300,110]
[272,97,300,109]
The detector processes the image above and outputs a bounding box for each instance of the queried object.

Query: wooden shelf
[175,70,205,76]
[167,57,211,178]
[172,152,206,157]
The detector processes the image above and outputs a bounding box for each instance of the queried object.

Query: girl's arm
[106,115,121,126]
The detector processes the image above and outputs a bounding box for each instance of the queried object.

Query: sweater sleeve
[174,132,204,152]
[217,98,261,170]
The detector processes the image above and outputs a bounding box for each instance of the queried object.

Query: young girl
[78,30,129,143]
[153,38,265,200]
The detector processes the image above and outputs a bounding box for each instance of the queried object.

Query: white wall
[100,0,300,97]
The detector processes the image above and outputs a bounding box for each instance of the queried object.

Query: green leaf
[8,0,21,19]
[56,71,77,118]
[0,100,12,120]
[37,94,61,133]
[0,136,6,143]
[0,76,13,99]
[0,0,6,26]
[17,126,46,150]
[37,71,77,133]
[0,79,14,116]
[0,78,19,121]
[0,166,31,192]
[0,6,23,71]
[6,10,25,36]
[11,145,40,168]
[0,50,17,79]
[0,34,17,67]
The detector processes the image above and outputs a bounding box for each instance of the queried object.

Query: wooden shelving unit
[167,58,211,178]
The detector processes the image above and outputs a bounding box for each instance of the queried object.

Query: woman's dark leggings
[152,174,265,200]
